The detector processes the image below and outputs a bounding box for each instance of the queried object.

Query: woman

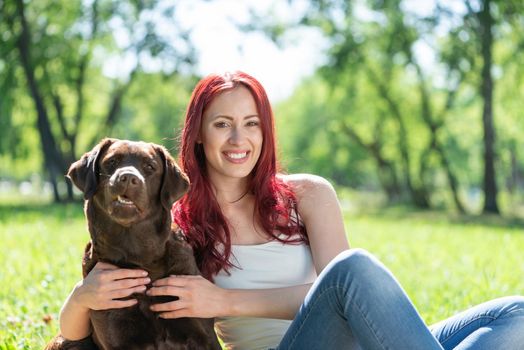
[59,71,524,349]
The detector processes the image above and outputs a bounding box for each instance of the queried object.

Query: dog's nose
[118,173,139,186]
[116,172,142,188]
[109,166,145,188]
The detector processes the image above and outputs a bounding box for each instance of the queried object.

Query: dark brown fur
[45,138,221,350]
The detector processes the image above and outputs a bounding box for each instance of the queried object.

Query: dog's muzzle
[109,166,145,190]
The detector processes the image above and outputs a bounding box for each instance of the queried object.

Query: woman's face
[199,86,263,184]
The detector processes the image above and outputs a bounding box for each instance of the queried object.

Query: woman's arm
[59,262,150,340]
[287,173,350,273]
[149,275,312,320]
[59,281,92,340]
[149,174,350,320]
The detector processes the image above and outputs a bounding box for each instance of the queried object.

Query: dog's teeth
[117,196,133,204]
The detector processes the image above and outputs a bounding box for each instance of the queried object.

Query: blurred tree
[295,0,461,209]
[0,0,195,202]
[0,10,22,162]
[258,0,524,213]
[113,71,198,148]
[436,0,524,213]
[477,0,499,213]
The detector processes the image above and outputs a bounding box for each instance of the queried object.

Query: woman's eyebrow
[211,114,259,120]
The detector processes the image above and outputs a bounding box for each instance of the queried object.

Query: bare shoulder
[280,173,335,196]
[279,174,338,218]
[279,174,349,270]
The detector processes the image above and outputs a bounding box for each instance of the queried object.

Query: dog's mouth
[116,195,134,205]
[112,194,141,212]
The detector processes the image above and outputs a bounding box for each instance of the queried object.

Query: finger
[150,300,186,312]
[152,276,187,287]
[111,277,151,290]
[109,285,147,299]
[158,309,190,319]
[147,286,187,298]
[105,268,149,281]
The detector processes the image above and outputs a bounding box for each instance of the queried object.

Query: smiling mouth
[224,151,249,161]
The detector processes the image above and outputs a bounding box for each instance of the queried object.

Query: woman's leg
[430,296,524,350]
[277,248,443,350]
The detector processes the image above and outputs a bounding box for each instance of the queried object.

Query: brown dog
[46,138,221,350]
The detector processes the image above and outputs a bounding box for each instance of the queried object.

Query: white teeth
[117,196,133,205]
[226,152,247,159]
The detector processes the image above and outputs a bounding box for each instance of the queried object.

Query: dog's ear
[155,145,190,211]
[66,138,115,199]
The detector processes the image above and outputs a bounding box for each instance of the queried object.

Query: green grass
[1,199,523,349]
[0,199,86,350]
[348,207,524,325]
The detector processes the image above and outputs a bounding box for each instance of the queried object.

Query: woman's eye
[246,121,259,127]
[214,121,229,128]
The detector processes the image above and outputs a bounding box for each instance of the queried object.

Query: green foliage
[276,74,384,187]
[0,0,196,199]
[0,90,43,179]
[273,0,524,212]
[112,73,198,151]
[2,0,524,211]
[0,70,195,179]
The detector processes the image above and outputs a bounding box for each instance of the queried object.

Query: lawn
[1,197,523,349]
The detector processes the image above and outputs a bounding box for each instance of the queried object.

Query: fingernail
[142,271,148,276]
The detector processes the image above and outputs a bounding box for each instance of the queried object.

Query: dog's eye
[105,158,117,168]
[145,163,155,172]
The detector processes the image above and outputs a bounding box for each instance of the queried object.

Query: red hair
[172,71,307,280]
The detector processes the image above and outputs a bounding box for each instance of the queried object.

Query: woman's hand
[147,275,228,319]
[72,261,150,311]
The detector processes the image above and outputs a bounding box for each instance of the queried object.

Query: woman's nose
[228,127,244,145]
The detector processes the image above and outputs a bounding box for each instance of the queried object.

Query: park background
[1,0,523,348]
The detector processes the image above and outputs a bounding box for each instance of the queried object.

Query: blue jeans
[276,249,524,350]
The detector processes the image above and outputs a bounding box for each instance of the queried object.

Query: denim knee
[322,248,380,284]
[497,295,524,318]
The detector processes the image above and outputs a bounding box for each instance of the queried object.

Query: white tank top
[213,237,317,350]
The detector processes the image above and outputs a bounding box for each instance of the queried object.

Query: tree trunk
[366,66,430,208]
[436,143,465,213]
[339,122,402,203]
[507,142,517,192]
[479,0,499,214]
[88,67,139,147]
[15,0,65,202]
[412,61,466,213]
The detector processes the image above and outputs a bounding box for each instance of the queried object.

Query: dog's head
[67,138,189,226]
